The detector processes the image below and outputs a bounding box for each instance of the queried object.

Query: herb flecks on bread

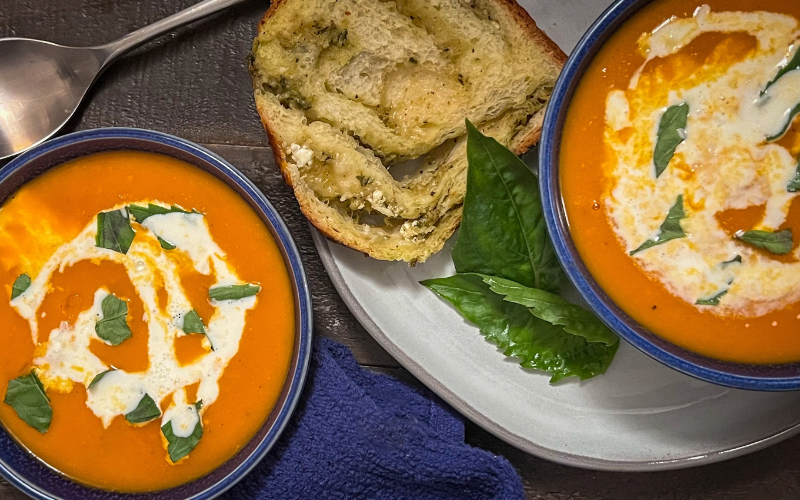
[250,0,564,263]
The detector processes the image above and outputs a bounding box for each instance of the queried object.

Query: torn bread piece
[250,0,565,263]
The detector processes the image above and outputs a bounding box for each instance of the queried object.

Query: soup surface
[0,151,295,492]
[561,0,800,363]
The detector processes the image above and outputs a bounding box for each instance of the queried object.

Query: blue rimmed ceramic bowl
[0,128,313,498]
[539,0,800,391]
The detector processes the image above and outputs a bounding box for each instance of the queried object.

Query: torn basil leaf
[11,273,30,300]
[696,290,728,306]
[766,102,800,142]
[162,407,203,463]
[763,46,800,94]
[182,310,206,335]
[481,275,618,346]
[96,209,135,254]
[735,229,793,255]
[3,371,51,433]
[452,121,564,293]
[421,274,617,382]
[209,284,261,301]
[128,203,194,223]
[95,294,132,345]
[788,160,800,193]
[125,394,161,424]
[722,255,742,265]
[654,103,689,178]
[631,195,686,255]
[88,369,115,390]
[157,236,176,250]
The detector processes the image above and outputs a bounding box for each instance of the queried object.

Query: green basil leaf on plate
[631,195,686,255]
[182,310,206,335]
[653,103,689,178]
[421,274,617,382]
[735,229,793,255]
[162,407,203,463]
[763,46,800,94]
[766,102,800,142]
[95,294,133,345]
[125,394,161,424]
[452,121,563,293]
[157,236,176,250]
[96,209,135,255]
[3,370,52,433]
[128,203,194,223]
[11,273,31,300]
[481,275,618,346]
[208,284,261,301]
[696,289,728,306]
[88,369,115,390]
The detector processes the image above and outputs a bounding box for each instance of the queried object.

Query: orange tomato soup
[561,0,800,364]
[0,151,295,491]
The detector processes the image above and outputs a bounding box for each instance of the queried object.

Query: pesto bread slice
[250,0,565,263]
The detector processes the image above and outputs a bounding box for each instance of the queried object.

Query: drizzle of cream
[13,202,257,437]
[162,390,200,439]
[603,8,800,316]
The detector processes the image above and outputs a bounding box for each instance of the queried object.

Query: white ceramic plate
[311,0,800,471]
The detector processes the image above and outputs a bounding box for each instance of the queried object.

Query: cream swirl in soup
[604,6,800,316]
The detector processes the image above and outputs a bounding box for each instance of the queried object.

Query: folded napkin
[224,338,525,500]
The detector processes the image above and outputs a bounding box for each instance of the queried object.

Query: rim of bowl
[0,128,313,499]
[539,0,800,391]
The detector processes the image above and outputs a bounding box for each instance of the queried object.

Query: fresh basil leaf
[631,195,686,255]
[182,310,206,335]
[653,103,689,178]
[96,210,135,255]
[3,371,51,433]
[763,45,800,94]
[95,294,132,345]
[125,394,161,424]
[735,229,793,255]
[128,203,194,223]
[788,160,800,193]
[722,255,742,265]
[208,284,261,301]
[451,121,563,293]
[88,369,115,390]
[421,274,617,382]
[481,275,618,346]
[195,400,203,411]
[696,289,728,306]
[11,273,31,300]
[766,102,800,142]
[162,408,203,463]
[157,236,176,250]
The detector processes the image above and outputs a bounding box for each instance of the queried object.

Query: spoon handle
[96,0,249,64]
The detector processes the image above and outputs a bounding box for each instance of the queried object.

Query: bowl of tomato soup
[0,128,312,498]
[540,0,800,389]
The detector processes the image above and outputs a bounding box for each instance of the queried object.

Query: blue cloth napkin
[223,338,525,500]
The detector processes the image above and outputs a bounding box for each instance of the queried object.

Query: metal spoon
[0,0,247,160]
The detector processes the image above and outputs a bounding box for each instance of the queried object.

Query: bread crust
[252,0,564,261]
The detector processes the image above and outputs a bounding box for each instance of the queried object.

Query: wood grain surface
[1,1,800,498]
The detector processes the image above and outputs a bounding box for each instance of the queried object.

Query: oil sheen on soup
[561,0,800,363]
[0,151,295,492]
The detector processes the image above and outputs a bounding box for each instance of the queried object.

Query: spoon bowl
[0,0,247,161]
[0,39,107,159]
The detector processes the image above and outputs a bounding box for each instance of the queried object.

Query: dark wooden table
[2,1,800,498]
